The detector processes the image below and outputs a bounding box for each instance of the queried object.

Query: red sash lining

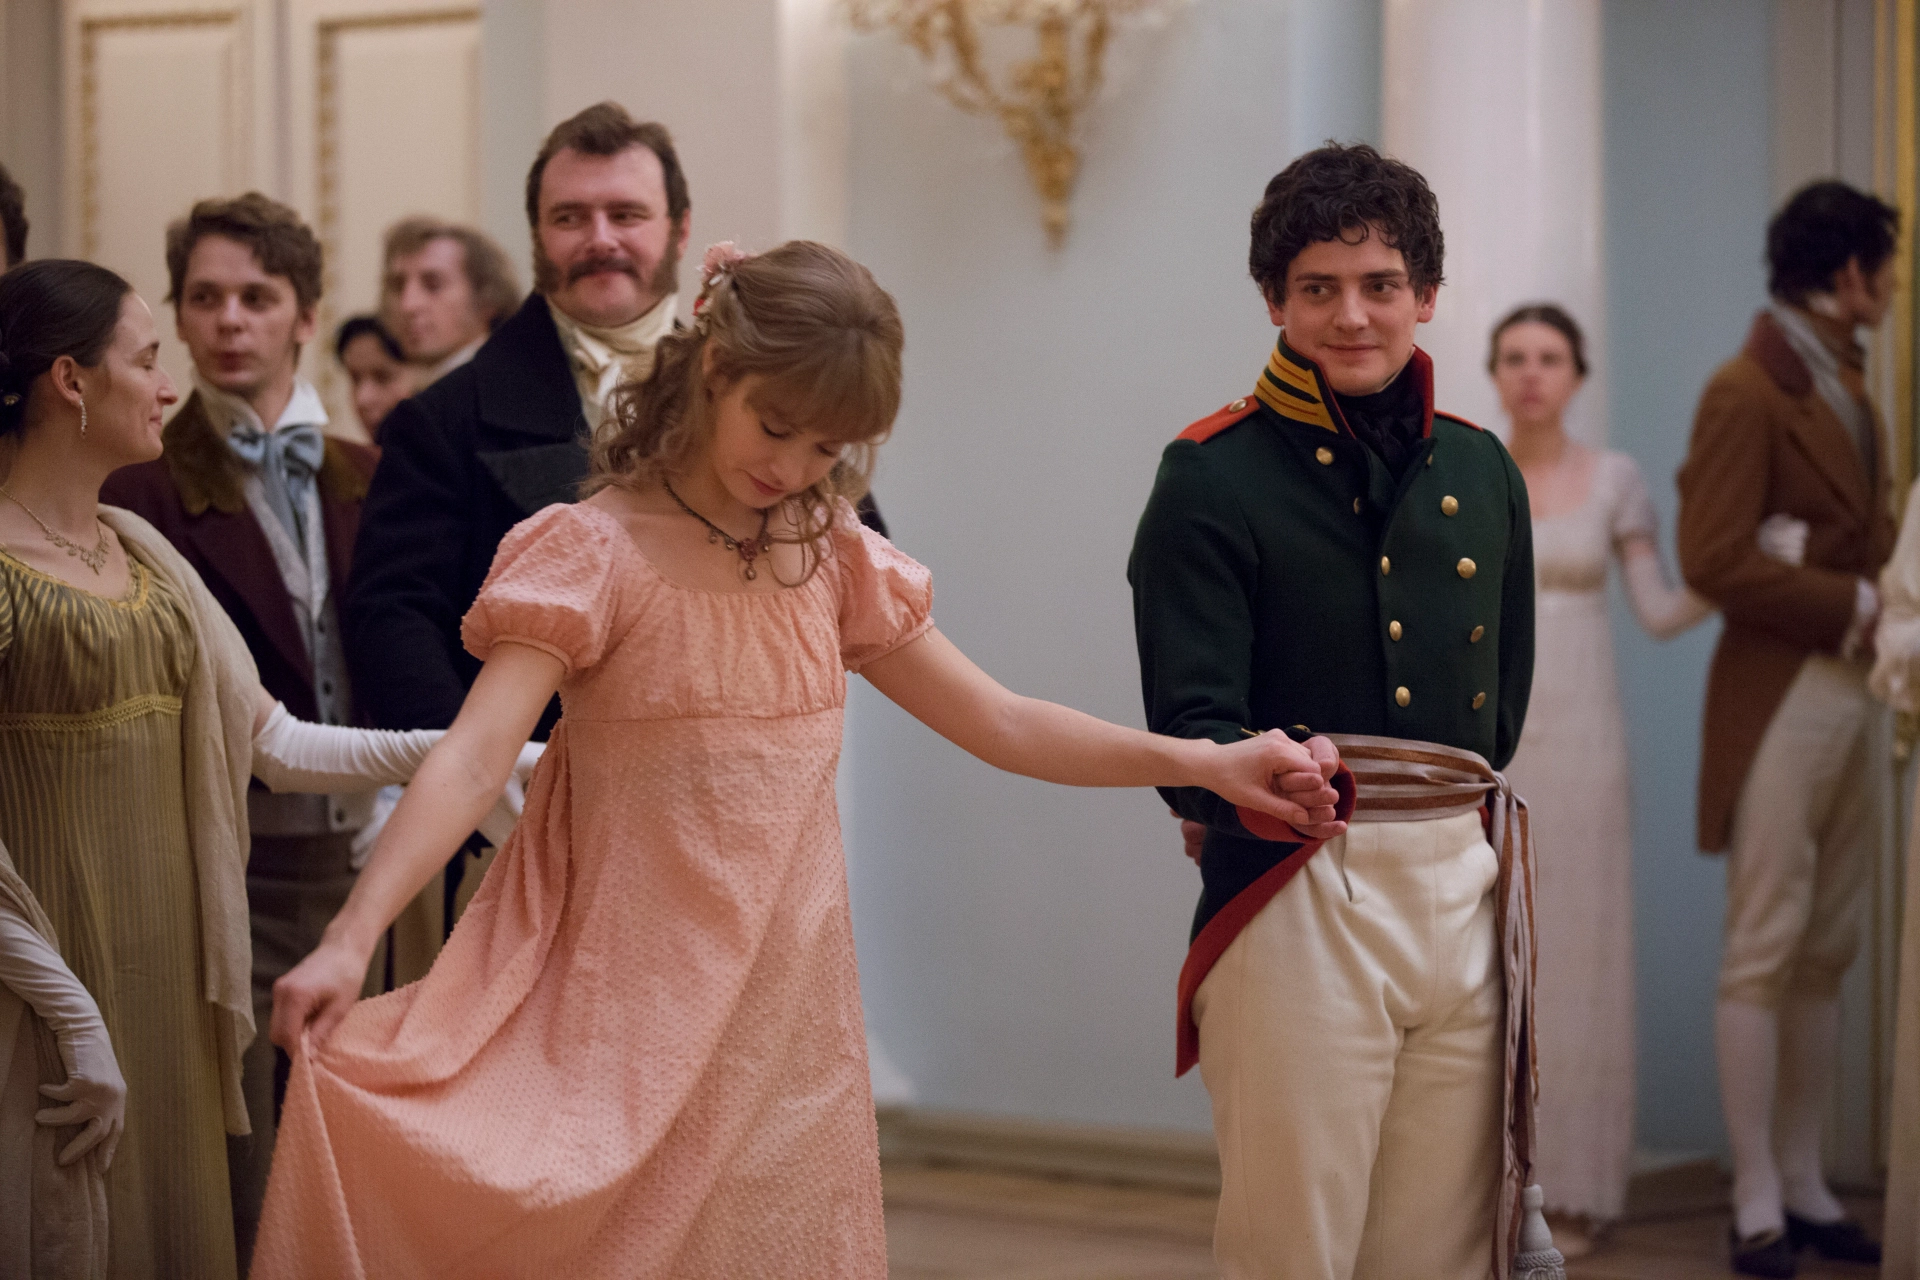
[1175,765,1356,1076]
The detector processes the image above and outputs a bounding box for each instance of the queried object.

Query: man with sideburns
[1129,143,1538,1280]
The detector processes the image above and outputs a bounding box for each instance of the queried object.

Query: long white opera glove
[251,702,441,794]
[348,741,546,871]
[0,902,125,1168]
[1757,513,1810,566]
[1620,544,1715,640]
[477,741,547,850]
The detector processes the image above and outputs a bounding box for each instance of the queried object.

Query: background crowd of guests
[0,97,1914,1279]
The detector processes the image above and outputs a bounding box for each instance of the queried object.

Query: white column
[1383,0,1607,445]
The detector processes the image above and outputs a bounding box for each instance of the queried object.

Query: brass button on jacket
[1395,686,1411,707]
[1380,555,1391,575]
[1389,620,1403,641]
[1229,398,1248,412]
[1470,625,1485,643]
[1441,495,1459,516]
[1457,557,1477,579]
[1472,692,1487,710]
[1315,446,1335,465]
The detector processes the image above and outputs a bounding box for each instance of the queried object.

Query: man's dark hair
[165,191,324,312]
[335,313,404,364]
[1767,180,1900,303]
[524,103,689,229]
[0,164,28,268]
[1249,142,1444,303]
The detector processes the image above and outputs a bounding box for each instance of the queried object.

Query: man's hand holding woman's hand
[1205,730,1346,841]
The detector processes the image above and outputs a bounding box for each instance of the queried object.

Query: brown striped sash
[1327,734,1540,1280]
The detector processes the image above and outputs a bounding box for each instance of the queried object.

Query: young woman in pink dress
[254,241,1344,1278]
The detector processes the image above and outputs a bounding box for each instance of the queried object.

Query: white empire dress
[1502,450,1708,1223]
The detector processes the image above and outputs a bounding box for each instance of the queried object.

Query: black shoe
[1785,1212,1882,1263]
[1729,1226,1797,1278]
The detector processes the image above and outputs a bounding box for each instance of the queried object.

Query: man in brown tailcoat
[1677,180,1898,1277]
[100,193,378,1270]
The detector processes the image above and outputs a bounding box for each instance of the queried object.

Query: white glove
[1757,513,1810,566]
[349,785,404,871]
[352,742,545,870]
[0,902,125,1167]
[477,742,546,850]
[251,702,441,795]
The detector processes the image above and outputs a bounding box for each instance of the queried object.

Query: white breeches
[1721,654,1885,1008]
[1193,810,1504,1280]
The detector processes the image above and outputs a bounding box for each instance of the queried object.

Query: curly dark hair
[165,192,324,313]
[1767,180,1900,302]
[1249,142,1444,303]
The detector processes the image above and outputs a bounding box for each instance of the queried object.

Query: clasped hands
[1183,732,1345,862]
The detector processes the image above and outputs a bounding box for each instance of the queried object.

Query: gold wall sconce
[848,0,1163,246]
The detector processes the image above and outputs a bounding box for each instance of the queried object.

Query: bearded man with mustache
[345,104,705,988]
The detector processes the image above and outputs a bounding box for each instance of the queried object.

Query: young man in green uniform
[1130,144,1537,1280]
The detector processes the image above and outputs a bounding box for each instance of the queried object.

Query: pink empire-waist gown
[250,500,933,1279]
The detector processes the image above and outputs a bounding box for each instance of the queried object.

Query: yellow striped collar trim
[1252,342,1339,433]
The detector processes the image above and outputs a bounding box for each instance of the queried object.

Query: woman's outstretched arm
[269,642,564,1051]
[1620,536,1714,640]
[860,628,1345,837]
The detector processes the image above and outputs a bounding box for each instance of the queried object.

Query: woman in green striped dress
[0,260,479,1278]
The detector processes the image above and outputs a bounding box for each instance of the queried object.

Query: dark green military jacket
[1129,336,1535,941]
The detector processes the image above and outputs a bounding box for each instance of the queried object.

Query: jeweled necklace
[0,484,111,574]
[664,480,773,581]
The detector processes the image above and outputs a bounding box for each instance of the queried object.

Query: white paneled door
[61,0,275,407]
[59,0,483,440]
[286,0,482,431]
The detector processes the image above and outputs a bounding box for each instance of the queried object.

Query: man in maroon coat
[100,192,376,1269]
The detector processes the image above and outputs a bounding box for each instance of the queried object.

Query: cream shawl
[0,505,261,1276]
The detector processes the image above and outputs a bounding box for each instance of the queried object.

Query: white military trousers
[1193,809,1504,1280]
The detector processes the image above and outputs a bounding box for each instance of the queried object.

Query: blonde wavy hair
[588,240,903,576]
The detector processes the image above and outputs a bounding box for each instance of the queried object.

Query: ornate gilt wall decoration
[847,0,1165,246]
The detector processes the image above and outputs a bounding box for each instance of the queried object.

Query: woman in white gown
[1490,305,1714,1256]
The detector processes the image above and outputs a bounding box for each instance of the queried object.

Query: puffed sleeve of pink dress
[253,500,933,1280]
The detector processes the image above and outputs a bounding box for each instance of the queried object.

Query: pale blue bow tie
[227,421,325,476]
[228,422,325,551]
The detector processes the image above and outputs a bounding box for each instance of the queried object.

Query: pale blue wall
[842,0,1380,1131]
[1604,0,1775,1157]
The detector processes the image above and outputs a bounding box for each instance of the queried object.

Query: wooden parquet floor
[883,1164,1886,1280]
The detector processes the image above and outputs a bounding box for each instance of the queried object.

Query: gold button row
[1391,620,1485,644]
[1393,687,1489,711]
[1382,556,1476,580]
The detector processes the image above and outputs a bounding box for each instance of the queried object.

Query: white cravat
[548,292,679,437]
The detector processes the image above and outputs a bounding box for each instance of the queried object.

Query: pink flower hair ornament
[693,241,751,318]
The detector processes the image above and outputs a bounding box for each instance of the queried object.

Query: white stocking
[1718,999,1783,1238]
[1775,997,1845,1223]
